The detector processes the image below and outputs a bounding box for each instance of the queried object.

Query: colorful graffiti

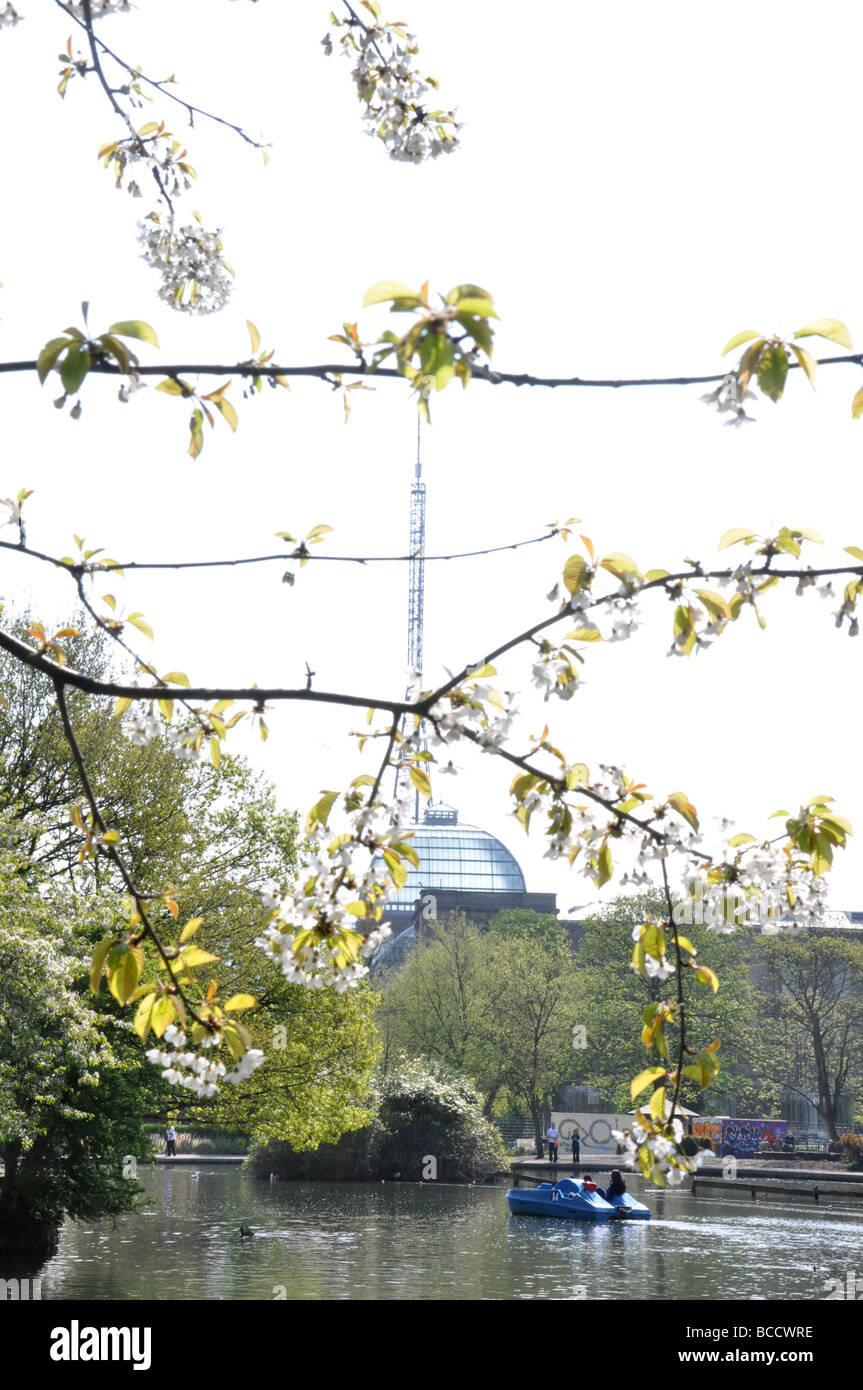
[691,1119,721,1150]
[720,1119,787,1158]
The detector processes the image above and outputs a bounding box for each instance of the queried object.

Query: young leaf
[108,320,159,348]
[721,329,762,356]
[630,1066,667,1100]
[795,318,852,350]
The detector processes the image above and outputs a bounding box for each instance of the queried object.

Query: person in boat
[581,1173,598,1193]
[606,1170,627,1199]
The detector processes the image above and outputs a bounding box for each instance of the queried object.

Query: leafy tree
[756,933,863,1141]
[194,980,381,1150]
[483,913,579,1155]
[573,894,768,1116]
[376,913,511,1113]
[379,911,579,1153]
[0,832,143,1252]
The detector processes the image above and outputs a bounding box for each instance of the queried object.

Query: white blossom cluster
[63,1,130,16]
[325,20,460,162]
[145,1024,265,1095]
[123,708,204,760]
[530,651,579,701]
[0,3,21,28]
[256,794,412,990]
[425,689,516,750]
[600,593,641,643]
[124,708,160,746]
[612,1115,708,1186]
[138,217,232,314]
[507,761,707,893]
[105,134,195,202]
[700,373,757,428]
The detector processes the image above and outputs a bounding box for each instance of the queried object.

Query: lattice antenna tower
[395,417,427,818]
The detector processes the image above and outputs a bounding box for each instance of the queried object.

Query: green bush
[249,1058,507,1183]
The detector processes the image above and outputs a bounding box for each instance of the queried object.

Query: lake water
[33,1165,863,1301]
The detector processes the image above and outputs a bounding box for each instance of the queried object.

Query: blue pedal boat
[506,1178,615,1221]
[605,1190,651,1220]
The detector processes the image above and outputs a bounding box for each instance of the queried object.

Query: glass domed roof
[387,804,525,910]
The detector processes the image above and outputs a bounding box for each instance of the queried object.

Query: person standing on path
[571,1129,581,1163]
[546,1123,560,1166]
[165,1124,177,1157]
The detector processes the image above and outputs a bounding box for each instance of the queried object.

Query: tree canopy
[0,0,860,1191]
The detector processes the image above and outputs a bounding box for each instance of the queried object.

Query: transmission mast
[395,417,427,820]
[407,415,426,686]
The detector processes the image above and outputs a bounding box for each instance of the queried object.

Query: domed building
[373,803,557,970]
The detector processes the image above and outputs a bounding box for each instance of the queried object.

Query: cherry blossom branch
[78,0,176,213]
[3,350,863,386]
[57,0,266,149]
[52,676,210,1028]
[0,529,558,573]
[663,857,688,1120]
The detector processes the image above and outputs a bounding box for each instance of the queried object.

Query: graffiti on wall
[551,1113,632,1152]
[720,1119,788,1157]
[691,1119,722,1150]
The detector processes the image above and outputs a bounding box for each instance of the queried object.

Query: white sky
[1,0,862,909]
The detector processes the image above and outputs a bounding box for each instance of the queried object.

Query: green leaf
[630,1066,667,1101]
[790,343,817,390]
[565,626,603,642]
[410,765,432,798]
[795,318,852,350]
[419,331,455,391]
[36,336,70,384]
[757,344,788,402]
[60,343,91,396]
[224,994,257,1011]
[718,528,757,550]
[727,832,757,847]
[362,280,422,309]
[599,552,641,581]
[108,320,159,348]
[179,946,220,968]
[89,937,115,994]
[596,840,613,887]
[563,554,588,594]
[852,387,863,421]
[214,396,239,431]
[383,848,408,890]
[150,995,176,1038]
[695,965,719,993]
[693,589,730,622]
[107,944,144,1005]
[668,791,699,831]
[127,613,154,640]
[179,917,203,943]
[306,791,338,833]
[649,1085,667,1122]
[721,329,762,356]
[133,992,157,1040]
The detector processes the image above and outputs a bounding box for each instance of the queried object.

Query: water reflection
[30,1165,863,1301]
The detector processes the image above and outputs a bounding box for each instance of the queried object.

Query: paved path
[148,1155,246,1164]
